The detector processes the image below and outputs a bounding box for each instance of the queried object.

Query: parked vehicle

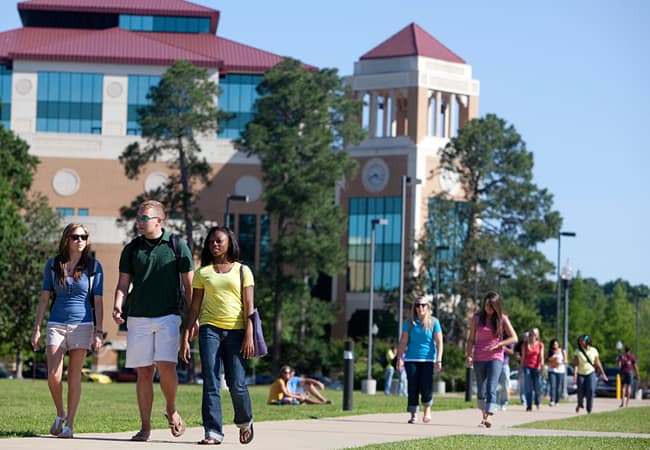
[309,375,344,390]
[595,366,620,397]
[80,368,112,384]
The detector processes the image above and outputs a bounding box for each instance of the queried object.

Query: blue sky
[2,1,648,286]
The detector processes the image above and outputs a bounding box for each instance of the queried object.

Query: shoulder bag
[240,265,268,357]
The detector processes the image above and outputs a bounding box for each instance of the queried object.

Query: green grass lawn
[517,405,650,434]
[0,379,470,437]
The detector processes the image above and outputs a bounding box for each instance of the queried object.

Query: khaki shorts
[46,322,93,351]
[125,314,181,368]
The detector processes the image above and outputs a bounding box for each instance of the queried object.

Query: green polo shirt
[119,229,193,318]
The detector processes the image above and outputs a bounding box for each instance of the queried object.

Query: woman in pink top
[465,292,518,428]
[522,328,544,411]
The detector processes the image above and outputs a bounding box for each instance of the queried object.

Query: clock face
[362,158,389,192]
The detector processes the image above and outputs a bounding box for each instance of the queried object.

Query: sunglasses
[70,234,88,241]
[136,214,160,223]
[415,303,428,308]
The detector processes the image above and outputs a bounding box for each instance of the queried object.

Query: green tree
[0,127,59,377]
[119,60,229,248]
[237,58,365,373]
[422,114,562,344]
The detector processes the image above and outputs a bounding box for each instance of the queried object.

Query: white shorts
[125,314,181,368]
[46,322,93,351]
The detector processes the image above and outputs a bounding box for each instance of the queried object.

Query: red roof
[0,26,292,73]
[360,22,464,64]
[144,33,289,73]
[6,27,221,68]
[18,0,220,34]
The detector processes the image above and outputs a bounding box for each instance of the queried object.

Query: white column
[390,90,397,137]
[381,92,388,137]
[449,93,456,137]
[369,92,378,138]
[435,91,442,137]
[443,94,450,138]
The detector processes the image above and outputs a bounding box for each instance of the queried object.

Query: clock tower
[333,23,480,338]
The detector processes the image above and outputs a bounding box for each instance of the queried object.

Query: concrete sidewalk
[3,398,648,449]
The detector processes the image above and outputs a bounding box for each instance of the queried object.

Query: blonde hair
[410,294,434,331]
[139,200,166,220]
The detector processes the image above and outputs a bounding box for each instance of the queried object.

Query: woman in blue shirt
[396,296,443,424]
[31,223,104,439]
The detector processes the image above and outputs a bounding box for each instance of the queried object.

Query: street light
[434,245,449,317]
[362,217,388,395]
[556,231,576,338]
[224,194,250,229]
[560,260,573,398]
[398,176,421,344]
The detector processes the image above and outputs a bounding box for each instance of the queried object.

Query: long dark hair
[53,223,92,287]
[478,291,504,338]
[199,226,240,267]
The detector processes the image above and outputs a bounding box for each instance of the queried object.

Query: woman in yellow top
[573,334,608,414]
[181,226,255,445]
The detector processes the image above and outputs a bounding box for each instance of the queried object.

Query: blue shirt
[287,376,304,394]
[403,318,442,362]
[42,258,104,324]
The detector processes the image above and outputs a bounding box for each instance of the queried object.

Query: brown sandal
[164,411,186,438]
[239,423,254,445]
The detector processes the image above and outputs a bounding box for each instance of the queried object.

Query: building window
[119,15,210,33]
[0,65,11,129]
[56,207,75,217]
[347,197,402,292]
[238,214,257,269]
[259,215,270,269]
[36,72,102,134]
[77,208,89,216]
[218,74,262,139]
[127,75,160,135]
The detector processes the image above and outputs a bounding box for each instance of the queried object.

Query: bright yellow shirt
[574,346,599,376]
[267,378,287,404]
[192,262,254,330]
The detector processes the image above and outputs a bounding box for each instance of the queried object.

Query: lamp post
[224,194,250,229]
[556,231,576,338]
[398,176,421,344]
[560,260,573,398]
[434,245,449,317]
[362,217,388,395]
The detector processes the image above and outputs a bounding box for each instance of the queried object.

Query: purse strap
[579,346,595,368]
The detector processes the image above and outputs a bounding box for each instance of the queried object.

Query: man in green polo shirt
[112,200,194,442]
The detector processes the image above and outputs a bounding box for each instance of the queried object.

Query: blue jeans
[405,361,434,413]
[524,367,541,410]
[577,372,596,413]
[384,366,395,395]
[548,371,562,404]
[474,359,503,415]
[199,325,253,441]
[496,363,510,407]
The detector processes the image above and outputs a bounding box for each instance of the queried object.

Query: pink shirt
[473,313,509,362]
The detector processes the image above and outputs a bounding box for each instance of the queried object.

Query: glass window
[77,208,89,216]
[238,214,257,269]
[55,208,74,217]
[127,75,160,135]
[218,73,263,139]
[36,72,103,134]
[0,65,12,129]
[347,197,402,292]
[119,15,210,33]
[259,215,270,269]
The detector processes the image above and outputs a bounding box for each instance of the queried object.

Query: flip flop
[422,415,431,423]
[239,423,254,445]
[164,411,186,438]
[50,415,67,436]
[198,438,222,445]
[130,429,150,442]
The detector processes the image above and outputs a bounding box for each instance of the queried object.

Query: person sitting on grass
[268,365,331,405]
[287,368,332,404]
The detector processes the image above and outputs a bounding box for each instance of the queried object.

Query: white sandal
[50,415,66,436]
